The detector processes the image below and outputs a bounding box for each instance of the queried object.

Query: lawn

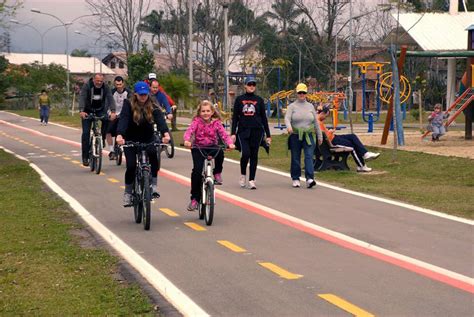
[172,129,474,219]
[0,150,155,315]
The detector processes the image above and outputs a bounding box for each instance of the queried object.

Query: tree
[0,55,9,102]
[262,0,304,35]
[86,0,151,57]
[127,42,154,84]
[71,49,92,57]
[0,0,22,51]
[138,9,164,52]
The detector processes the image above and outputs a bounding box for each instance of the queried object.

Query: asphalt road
[1,111,473,316]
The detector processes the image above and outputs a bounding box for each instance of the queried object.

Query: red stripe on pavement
[3,119,473,294]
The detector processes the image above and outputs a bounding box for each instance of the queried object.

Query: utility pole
[188,0,193,85]
[347,0,354,133]
[223,2,230,112]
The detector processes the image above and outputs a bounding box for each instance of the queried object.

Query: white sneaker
[248,180,257,189]
[306,179,316,188]
[357,165,372,173]
[239,175,246,187]
[123,192,133,207]
[363,152,380,161]
[292,180,300,188]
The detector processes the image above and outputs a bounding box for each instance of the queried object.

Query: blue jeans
[289,133,316,180]
[39,106,49,123]
[432,125,446,139]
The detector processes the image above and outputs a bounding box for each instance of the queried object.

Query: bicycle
[113,136,123,166]
[153,125,175,171]
[86,114,105,174]
[123,141,163,231]
[192,145,226,226]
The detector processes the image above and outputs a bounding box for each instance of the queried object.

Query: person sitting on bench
[317,105,380,172]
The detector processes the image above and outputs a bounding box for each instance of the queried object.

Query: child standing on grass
[428,103,449,141]
[183,100,235,211]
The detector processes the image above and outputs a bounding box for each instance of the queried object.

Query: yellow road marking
[71,160,81,164]
[318,294,374,317]
[63,157,71,160]
[258,262,302,280]
[217,240,247,253]
[184,222,207,231]
[99,172,106,176]
[159,208,179,217]
[107,178,120,183]
[48,151,55,154]
[34,146,40,149]
[120,186,125,189]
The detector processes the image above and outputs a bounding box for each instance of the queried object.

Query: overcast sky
[9,0,94,54]
[8,0,384,57]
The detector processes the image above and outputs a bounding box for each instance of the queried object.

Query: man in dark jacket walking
[79,73,116,166]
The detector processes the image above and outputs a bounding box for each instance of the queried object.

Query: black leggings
[238,128,263,181]
[190,148,223,200]
[124,146,158,185]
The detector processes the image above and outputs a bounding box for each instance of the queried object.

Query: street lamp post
[298,36,303,83]
[31,9,99,109]
[222,1,230,112]
[10,20,64,64]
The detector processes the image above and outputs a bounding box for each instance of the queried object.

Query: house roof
[102,51,182,73]
[393,12,474,51]
[237,38,260,53]
[1,53,115,74]
[335,47,386,63]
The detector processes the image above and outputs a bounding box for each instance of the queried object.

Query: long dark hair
[130,94,154,125]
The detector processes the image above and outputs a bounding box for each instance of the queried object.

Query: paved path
[1,111,473,316]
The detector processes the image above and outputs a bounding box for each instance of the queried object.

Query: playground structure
[352,62,387,132]
[268,90,345,130]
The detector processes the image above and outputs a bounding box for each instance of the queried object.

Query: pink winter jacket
[184,117,233,147]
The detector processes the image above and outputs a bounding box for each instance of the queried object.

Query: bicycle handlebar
[85,114,106,120]
[122,141,166,148]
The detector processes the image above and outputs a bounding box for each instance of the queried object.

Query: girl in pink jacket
[184,100,235,211]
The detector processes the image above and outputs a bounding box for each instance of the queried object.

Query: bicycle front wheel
[115,146,122,166]
[204,179,214,226]
[142,170,152,231]
[88,135,94,172]
[95,136,102,174]
[165,133,175,158]
[133,177,142,224]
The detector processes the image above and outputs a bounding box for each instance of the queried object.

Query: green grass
[0,150,155,315]
[8,109,82,128]
[173,130,474,219]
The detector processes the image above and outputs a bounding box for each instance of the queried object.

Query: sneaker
[306,179,316,188]
[214,173,223,185]
[108,152,116,160]
[357,165,373,173]
[292,179,300,188]
[151,185,160,199]
[248,180,257,190]
[187,199,199,211]
[363,152,380,161]
[239,175,246,187]
[82,158,89,167]
[123,193,133,207]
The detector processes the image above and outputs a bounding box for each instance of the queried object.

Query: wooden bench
[314,133,353,171]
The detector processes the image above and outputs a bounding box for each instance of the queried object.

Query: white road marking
[0,146,209,317]
[175,146,472,225]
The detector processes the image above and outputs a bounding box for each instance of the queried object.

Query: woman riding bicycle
[184,100,235,211]
[116,81,170,206]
